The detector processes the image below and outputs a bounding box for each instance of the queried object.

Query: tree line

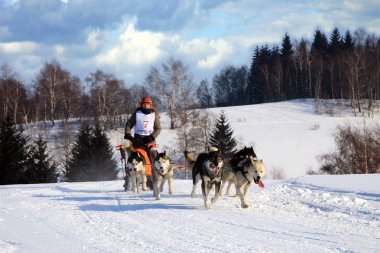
[213,28,380,116]
[1,27,379,129]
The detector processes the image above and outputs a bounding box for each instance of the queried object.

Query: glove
[143,135,155,144]
[124,134,133,141]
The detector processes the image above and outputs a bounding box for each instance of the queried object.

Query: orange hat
[141,96,152,105]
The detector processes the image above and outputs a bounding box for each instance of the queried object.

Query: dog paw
[211,197,219,204]
[156,196,160,200]
[241,204,249,208]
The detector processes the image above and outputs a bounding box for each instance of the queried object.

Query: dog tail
[183,150,196,164]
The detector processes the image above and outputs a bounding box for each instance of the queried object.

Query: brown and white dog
[229,150,266,208]
[152,151,174,200]
[220,146,258,197]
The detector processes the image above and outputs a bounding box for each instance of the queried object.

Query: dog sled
[116,143,157,191]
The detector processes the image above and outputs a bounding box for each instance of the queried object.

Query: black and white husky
[127,151,147,193]
[152,151,173,200]
[184,149,224,209]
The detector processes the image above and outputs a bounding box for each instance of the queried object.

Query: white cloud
[96,21,167,66]
[86,28,109,50]
[178,37,234,69]
[0,41,39,54]
[53,44,65,56]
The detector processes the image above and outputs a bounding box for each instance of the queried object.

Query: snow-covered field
[1,100,380,252]
[109,100,380,178]
[1,175,379,252]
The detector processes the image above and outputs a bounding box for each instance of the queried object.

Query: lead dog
[184,149,224,209]
[220,146,257,196]
[152,151,174,200]
[127,151,148,193]
[231,153,266,208]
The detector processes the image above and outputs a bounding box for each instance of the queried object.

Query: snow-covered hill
[1,175,379,252]
[108,100,380,178]
[2,100,380,252]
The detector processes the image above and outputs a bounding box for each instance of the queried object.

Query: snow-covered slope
[1,175,379,252]
[109,100,380,178]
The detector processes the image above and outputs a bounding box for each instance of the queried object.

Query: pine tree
[65,122,93,182]
[26,134,58,183]
[89,122,118,181]
[311,29,329,55]
[209,110,237,158]
[343,30,354,51]
[0,117,30,185]
[65,122,118,182]
[329,27,343,55]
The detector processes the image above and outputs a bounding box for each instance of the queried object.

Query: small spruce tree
[0,117,30,185]
[65,122,118,182]
[65,122,93,182]
[209,110,237,158]
[89,122,118,181]
[26,134,58,183]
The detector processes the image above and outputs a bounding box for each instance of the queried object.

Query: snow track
[1,176,379,252]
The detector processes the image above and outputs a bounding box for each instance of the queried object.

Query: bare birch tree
[146,57,194,129]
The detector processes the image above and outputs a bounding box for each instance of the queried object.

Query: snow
[1,100,380,252]
[1,176,379,252]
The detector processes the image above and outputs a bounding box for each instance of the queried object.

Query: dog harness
[232,157,254,183]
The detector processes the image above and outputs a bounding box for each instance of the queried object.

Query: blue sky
[1,0,379,86]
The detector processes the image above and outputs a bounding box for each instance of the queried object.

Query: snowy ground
[2,100,379,252]
[1,175,379,252]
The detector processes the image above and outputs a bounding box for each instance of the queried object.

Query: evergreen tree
[209,110,237,158]
[311,29,329,54]
[66,122,118,182]
[329,27,343,55]
[248,46,265,104]
[89,122,118,181]
[281,33,296,99]
[343,30,354,51]
[0,117,30,185]
[65,122,93,182]
[25,134,58,183]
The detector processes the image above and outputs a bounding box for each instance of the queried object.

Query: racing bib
[135,112,155,136]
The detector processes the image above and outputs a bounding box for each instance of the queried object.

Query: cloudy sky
[1,0,379,86]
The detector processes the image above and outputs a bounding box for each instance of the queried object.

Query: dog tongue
[258,180,265,189]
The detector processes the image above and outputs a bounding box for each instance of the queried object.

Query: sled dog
[152,151,174,200]
[220,146,257,196]
[184,149,224,209]
[231,153,266,208]
[127,151,148,193]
